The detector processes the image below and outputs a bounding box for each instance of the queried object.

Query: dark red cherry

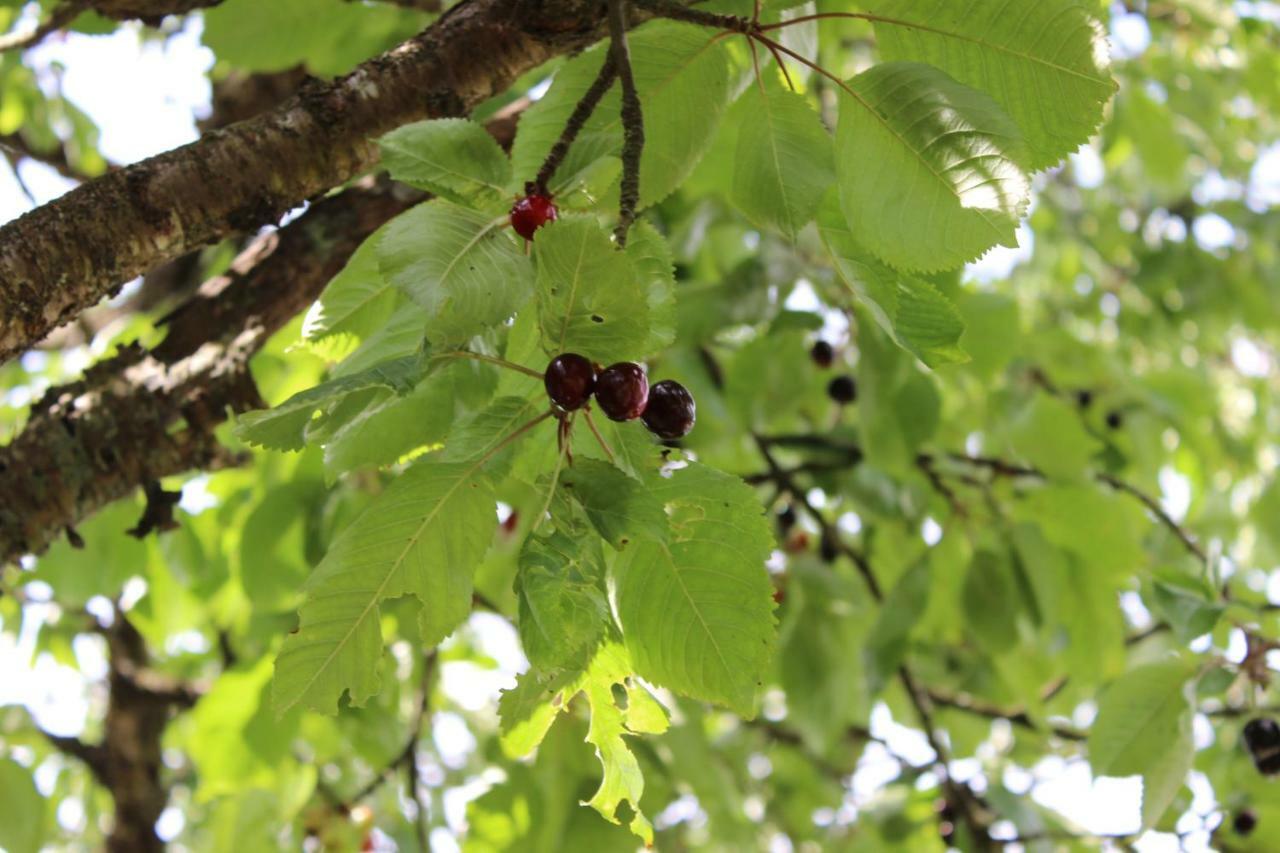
[1105,410,1123,430]
[1244,717,1280,775]
[828,375,857,405]
[544,353,596,411]
[811,340,835,368]
[777,504,797,532]
[595,362,648,422]
[641,379,695,439]
[510,194,557,240]
[1234,809,1258,836]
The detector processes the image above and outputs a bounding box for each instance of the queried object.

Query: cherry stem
[759,35,796,92]
[535,421,572,530]
[582,407,616,463]
[534,53,618,195]
[757,12,877,32]
[608,0,644,247]
[438,350,543,379]
[751,32,862,104]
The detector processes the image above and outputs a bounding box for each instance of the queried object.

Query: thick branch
[0,181,412,564]
[0,0,621,364]
[0,104,527,565]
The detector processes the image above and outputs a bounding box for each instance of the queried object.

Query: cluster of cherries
[544,353,695,440]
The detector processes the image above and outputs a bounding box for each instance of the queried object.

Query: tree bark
[0,0,615,364]
[0,104,525,564]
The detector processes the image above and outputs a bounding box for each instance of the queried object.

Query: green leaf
[864,558,931,697]
[534,217,650,363]
[731,78,835,241]
[0,758,45,853]
[835,61,1030,272]
[510,21,732,207]
[442,394,547,478]
[272,460,496,714]
[1088,659,1198,829]
[625,220,677,356]
[613,462,776,716]
[559,458,670,550]
[498,642,668,844]
[377,200,533,345]
[378,118,511,204]
[235,355,422,451]
[302,222,401,355]
[817,195,968,367]
[869,0,1116,170]
[1008,393,1102,480]
[516,531,611,670]
[961,550,1020,653]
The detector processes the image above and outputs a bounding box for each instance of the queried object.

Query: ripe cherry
[828,375,857,405]
[819,529,839,562]
[510,193,557,240]
[811,340,835,368]
[1076,389,1093,408]
[595,362,648,422]
[1244,717,1280,775]
[1105,410,1123,430]
[777,504,797,532]
[1234,809,1258,836]
[641,379,696,439]
[544,353,596,411]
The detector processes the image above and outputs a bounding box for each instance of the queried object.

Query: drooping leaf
[235,355,422,451]
[378,118,511,205]
[301,222,401,356]
[378,199,533,345]
[1088,659,1199,829]
[817,194,968,367]
[516,530,611,670]
[534,217,649,363]
[1008,393,1102,480]
[835,61,1031,272]
[498,642,668,844]
[731,77,835,241]
[869,0,1116,170]
[613,462,776,716]
[272,460,496,714]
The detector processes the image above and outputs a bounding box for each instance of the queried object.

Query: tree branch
[0,2,86,53]
[0,180,412,564]
[534,54,617,194]
[0,102,527,565]
[608,0,644,245]
[0,0,630,364]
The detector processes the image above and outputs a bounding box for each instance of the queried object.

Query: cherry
[1234,809,1258,836]
[811,340,835,368]
[595,362,648,421]
[828,375,857,405]
[819,529,839,562]
[777,504,797,532]
[510,193,557,240]
[641,379,696,439]
[1244,717,1280,775]
[1076,389,1093,408]
[544,353,596,411]
[1105,410,1123,430]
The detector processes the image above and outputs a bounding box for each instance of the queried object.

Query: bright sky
[4,5,1278,850]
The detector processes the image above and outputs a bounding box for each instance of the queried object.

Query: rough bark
[0,104,525,564]
[0,0,616,364]
[88,0,222,21]
[0,181,413,563]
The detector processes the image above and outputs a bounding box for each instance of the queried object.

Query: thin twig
[438,349,544,380]
[534,54,618,194]
[608,0,644,246]
[631,0,751,32]
[0,1,85,53]
[582,407,616,463]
